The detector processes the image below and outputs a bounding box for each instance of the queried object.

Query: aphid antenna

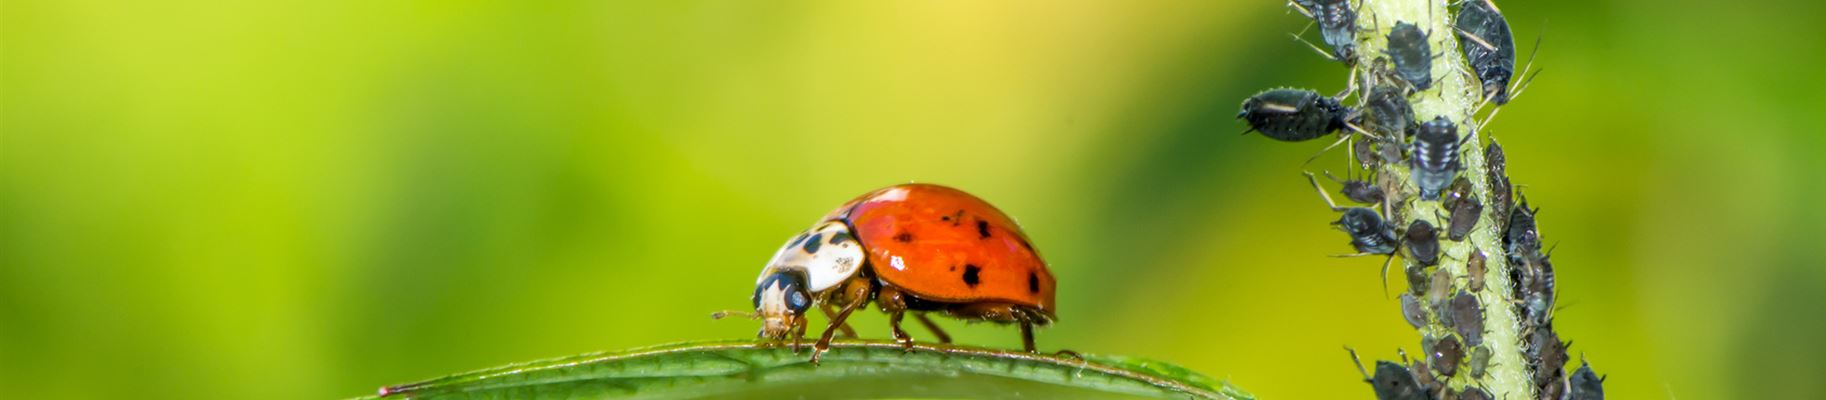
[1344,346,1374,382]
[710,310,758,320]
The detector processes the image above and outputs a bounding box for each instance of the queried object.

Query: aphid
[1443,177,1484,241]
[1458,386,1493,400]
[1360,62,1416,136]
[1347,348,1430,400]
[1505,197,1542,265]
[1466,249,1487,292]
[1410,117,1466,200]
[1468,344,1493,379]
[1530,329,1569,387]
[1427,268,1453,305]
[1455,0,1516,104]
[1406,264,1429,297]
[1238,88,1349,142]
[1385,21,1436,90]
[1450,291,1485,346]
[1322,171,1384,204]
[1308,172,1406,295]
[1354,135,1382,170]
[1292,0,1359,63]
[1427,334,1464,378]
[1399,293,1427,329]
[1570,360,1606,400]
[1405,220,1440,267]
[734,184,1057,362]
[1486,141,1512,225]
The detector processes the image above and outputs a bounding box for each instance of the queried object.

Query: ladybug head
[753,269,812,339]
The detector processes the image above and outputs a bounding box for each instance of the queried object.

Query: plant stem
[1353,0,1535,398]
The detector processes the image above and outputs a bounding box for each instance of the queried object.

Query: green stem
[1354,0,1534,398]
[356,339,1253,400]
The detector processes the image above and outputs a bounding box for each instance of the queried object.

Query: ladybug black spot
[962,264,982,288]
[1028,272,1040,293]
[787,233,809,247]
[976,219,992,239]
[894,231,914,243]
[828,231,854,245]
[802,233,823,254]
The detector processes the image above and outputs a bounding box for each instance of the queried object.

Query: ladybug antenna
[711,310,758,320]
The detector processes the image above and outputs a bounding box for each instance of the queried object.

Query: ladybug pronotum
[745,183,1057,363]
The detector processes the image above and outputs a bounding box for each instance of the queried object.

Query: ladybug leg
[819,303,857,338]
[887,311,914,351]
[1019,318,1037,353]
[912,313,952,344]
[811,276,873,365]
[790,315,808,354]
[877,285,916,351]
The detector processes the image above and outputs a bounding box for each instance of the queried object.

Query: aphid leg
[1304,171,1348,211]
[1344,346,1373,382]
[1302,123,1377,167]
[820,303,857,338]
[1290,32,1339,61]
[1379,247,1401,298]
[1287,0,1315,18]
[913,313,953,344]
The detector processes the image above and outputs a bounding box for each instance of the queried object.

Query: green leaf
[359,339,1252,399]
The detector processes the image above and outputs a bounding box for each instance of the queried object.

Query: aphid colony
[1246,0,1602,398]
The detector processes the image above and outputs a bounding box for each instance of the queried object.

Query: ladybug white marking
[758,221,864,292]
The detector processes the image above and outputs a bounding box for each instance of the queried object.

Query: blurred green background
[4,0,1823,398]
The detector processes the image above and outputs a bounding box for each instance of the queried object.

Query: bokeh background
[4,0,1823,398]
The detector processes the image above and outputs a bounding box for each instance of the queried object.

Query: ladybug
[745,183,1057,363]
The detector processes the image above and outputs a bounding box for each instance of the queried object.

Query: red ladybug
[742,183,1057,363]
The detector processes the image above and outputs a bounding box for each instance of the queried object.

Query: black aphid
[1308,172,1404,296]
[1405,220,1440,267]
[1531,329,1569,389]
[1411,116,1465,200]
[1385,21,1435,90]
[1486,140,1512,225]
[1347,348,1430,400]
[1442,177,1484,241]
[1455,0,1516,104]
[1239,88,1349,142]
[1399,293,1427,329]
[1405,264,1430,297]
[1569,361,1606,400]
[1505,197,1541,265]
[1468,344,1492,379]
[1459,387,1492,400]
[1427,335,1463,378]
[1450,291,1485,346]
[1338,207,1399,255]
[1326,171,1384,204]
[1293,0,1359,62]
[1360,69,1415,136]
